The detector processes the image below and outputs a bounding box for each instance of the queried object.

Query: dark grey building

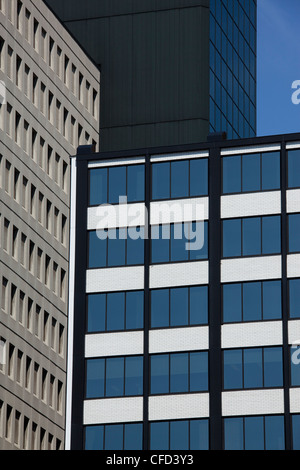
[44,0,257,152]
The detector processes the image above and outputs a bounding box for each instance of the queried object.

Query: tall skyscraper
[68,132,300,450]
[44,0,257,151]
[0,0,100,450]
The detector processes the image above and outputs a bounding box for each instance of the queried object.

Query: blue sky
[257,0,300,136]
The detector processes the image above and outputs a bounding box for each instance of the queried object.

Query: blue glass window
[264,347,283,388]
[223,349,243,390]
[88,230,107,268]
[223,218,241,257]
[89,168,107,206]
[125,291,144,330]
[243,348,263,389]
[86,356,143,398]
[150,419,209,450]
[107,228,126,267]
[108,166,126,204]
[292,415,300,450]
[224,416,285,450]
[242,153,260,192]
[223,155,241,194]
[151,286,208,329]
[243,282,261,322]
[85,423,143,450]
[105,424,123,450]
[288,150,300,189]
[124,423,143,450]
[289,279,300,318]
[242,217,261,256]
[262,216,281,254]
[289,214,300,253]
[223,283,242,323]
[262,152,281,190]
[150,352,208,395]
[151,225,170,264]
[85,425,104,450]
[127,227,145,265]
[106,292,125,331]
[127,165,145,202]
[263,280,282,320]
[291,346,300,386]
[87,293,106,333]
[152,159,208,200]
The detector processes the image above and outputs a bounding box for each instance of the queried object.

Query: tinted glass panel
[189,221,208,260]
[223,219,241,257]
[292,415,300,450]
[151,225,170,263]
[291,347,300,386]
[89,168,107,206]
[190,159,208,196]
[105,357,124,397]
[151,354,169,394]
[289,214,300,253]
[223,155,241,193]
[170,288,188,327]
[105,424,123,450]
[288,150,300,188]
[87,294,106,332]
[127,227,144,265]
[151,289,169,328]
[85,426,104,450]
[243,282,261,321]
[127,165,145,202]
[190,420,209,450]
[170,353,188,393]
[150,422,169,450]
[171,160,189,199]
[88,231,106,268]
[224,418,243,450]
[289,279,300,318]
[223,349,243,389]
[190,286,208,325]
[170,421,189,450]
[106,292,125,331]
[262,152,280,190]
[242,153,260,192]
[262,216,281,254]
[107,229,126,267]
[265,416,285,450]
[243,348,263,388]
[244,417,264,450]
[171,224,188,262]
[86,359,104,398]
[109,166,126,204]
[124,424,143,450]
[125,356,143,396]
[264,347,283,387]
[223,283,242,323]
[152,162,170,200]
[126,291,144,330]
[190,352,208,392]
[263,280,282,320]
[242,217,261,256]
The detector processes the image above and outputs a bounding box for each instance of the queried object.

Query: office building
[44,0,257,152]
[0,0,100,450]
[68,132,300,450]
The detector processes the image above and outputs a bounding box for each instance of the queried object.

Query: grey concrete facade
[44,0,210,152]
[0,0,100,450]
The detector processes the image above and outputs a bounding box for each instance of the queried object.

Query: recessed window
[222,152,280,194]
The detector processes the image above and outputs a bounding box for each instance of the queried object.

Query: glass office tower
[210,0,256,139]
[44,0,257,151]
[67,132,300,450]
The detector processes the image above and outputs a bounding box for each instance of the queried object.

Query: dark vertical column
[281,139,292,450]
[208,145,222,450]
[70,157,88,450]
[143,152,151,450]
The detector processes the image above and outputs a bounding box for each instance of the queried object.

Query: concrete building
[44,0,257,152]
[68,132,300,450]
[0,0,100,450]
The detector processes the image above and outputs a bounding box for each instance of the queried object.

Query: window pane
[170,288,188,327]
[127,227,144,265]
[150,422,169,450]
[242,217,261,256]
[263,280,282,320]
[288,149,300,188]
[243,282,262,322]
[170,353,188,393]
[105,357,124,397]
[87,294,106,333]
[262,216,281,254]
[223,349,243,389]
[125,356,143,396]
[151,354,169,394]
[171,224,188,262]
[262,152,280,190]
[124,423,143,450]
[223,219,241,257]
[190,352,208,392]
[190,159,208,196]
[289,214,300,253]
[189,221,208,260]
[265,416,285,450]
[106,292,125,331]
[151,225,170,263]
[126,291,144,330]
[88,231,106,268]
[289,279,300,319]
[107,229,126,266]
[109,166,126,204]
[171,160,189,199]
[190,420,209,450]
[242,153,260,192]
[105,424,123,450]
[89,168,107,206]
[86,359,104,398]
[224,418,244,450]
[223,283,242,323]
[85,426,104,450]
[291,347,300,386]
[243,348,263,389]
[264,347,283,387]
[223,155,241,194]
[151,289,169,328]
[190,286,208,325]
[244,417,264,450]
[127,165,145,202]
[152,162,170,200]
[292,415,300,450]
[170,421,189,450]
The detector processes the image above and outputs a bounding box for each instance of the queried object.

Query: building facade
[0,0,100,450]
[44,0,256,152]
[68,132,300,450]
